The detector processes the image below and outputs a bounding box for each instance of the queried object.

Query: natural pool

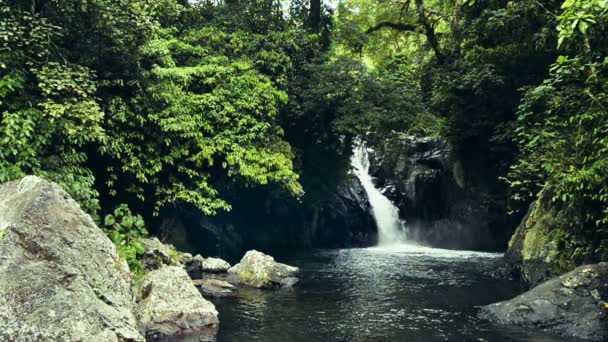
[195,245,576,342]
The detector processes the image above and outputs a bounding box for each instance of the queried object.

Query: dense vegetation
[1,0,606,263]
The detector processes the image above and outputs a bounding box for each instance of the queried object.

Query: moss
[239,270,255,284]
[167,245,181,265]
[239,269,271,287]
[516,186,589,283]
[0,231,5,240]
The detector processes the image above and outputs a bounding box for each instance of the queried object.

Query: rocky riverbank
[482,185,608,340]
[482,263,608,340]
[0,176,299,341]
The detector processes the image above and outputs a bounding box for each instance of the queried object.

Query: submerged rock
[0,176,143,341]
[481,263,608,341]
[227,250,299,289]
[135,266,219,338]
[193,278,235,298]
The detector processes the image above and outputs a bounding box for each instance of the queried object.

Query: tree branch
[365,21,419,35]
[363,0,445,64]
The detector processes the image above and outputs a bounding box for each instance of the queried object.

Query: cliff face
[156,175,376,260]
[369,136,517,251]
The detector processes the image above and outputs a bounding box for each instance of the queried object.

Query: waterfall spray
[350,141,407,246]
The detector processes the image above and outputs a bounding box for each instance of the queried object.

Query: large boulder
[135,266,219,338]
[481,263,608,341]
[0,176,143,341]
[227,250,299,289]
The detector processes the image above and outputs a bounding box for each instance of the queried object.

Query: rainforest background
[1,0,606,267]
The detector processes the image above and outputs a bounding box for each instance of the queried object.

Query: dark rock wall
[155,175,375,261]
[369,135,518,251]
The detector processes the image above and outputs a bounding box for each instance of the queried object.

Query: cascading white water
[351,141,408,246]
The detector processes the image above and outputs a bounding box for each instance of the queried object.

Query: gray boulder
[0,176,143,341]
[135,266,219,338]
[141,237,176,271]
[180,252,194,264]
[202,257,231,273]
[481,263,608,341]
[227,250,299,289]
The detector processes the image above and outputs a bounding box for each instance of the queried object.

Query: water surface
[209,245,575,342]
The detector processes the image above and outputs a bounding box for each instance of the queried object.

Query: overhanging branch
[365,22,419,35]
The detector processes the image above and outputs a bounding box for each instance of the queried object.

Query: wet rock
[186,255,231,279]
[193,279,235,298]
[227,250,299,289]
[202,257,231,273]
[135,266,219,338]
[185,254,205,279]
[317,176,377,247]
[481,263,608,341]
[368,135,516,251]
[0,176,143,341]
[185,254,204,279]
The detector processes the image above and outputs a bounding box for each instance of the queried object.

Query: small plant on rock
[103,204,148,278]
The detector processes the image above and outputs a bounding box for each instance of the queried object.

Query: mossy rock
[505,186,598,286]
[227,250,298,289]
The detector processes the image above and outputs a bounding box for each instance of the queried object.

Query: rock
[0,176,144,341]
[227,250,299,289]
[202,257,231,273]
[186,255,231,279]
[185,254,205,279]
[141,237,176,271]
[180,252,194,264]
[135,266,219,338]
[481,263,608,341]
[318,176,377,247]
[368,135,517,251]
[504,186,598,286]
[193,279,235,298]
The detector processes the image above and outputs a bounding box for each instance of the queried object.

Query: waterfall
[350,141,408,246]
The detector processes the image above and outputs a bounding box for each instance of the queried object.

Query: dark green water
[192,245,577,342]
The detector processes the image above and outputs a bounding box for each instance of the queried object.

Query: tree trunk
[309,0,321,32]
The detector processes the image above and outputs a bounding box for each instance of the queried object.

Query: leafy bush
[506,0,608,260]
[103,204,148,277]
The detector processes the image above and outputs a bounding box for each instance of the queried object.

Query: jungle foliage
[334,0,607,259]
[1,0,607,260]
